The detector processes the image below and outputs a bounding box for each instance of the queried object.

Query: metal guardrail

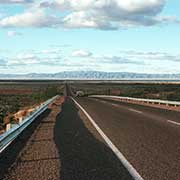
[0,95,59,154]
[89,95,180,107]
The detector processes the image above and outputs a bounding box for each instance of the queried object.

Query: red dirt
[48,96,65,108]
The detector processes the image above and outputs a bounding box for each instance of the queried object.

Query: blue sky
[0,0,180,74]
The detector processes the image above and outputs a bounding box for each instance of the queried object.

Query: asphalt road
[75,97,180,180]
[0,97,133,180]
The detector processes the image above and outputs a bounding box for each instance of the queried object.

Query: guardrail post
[6,123,11,132]
[89,95,180,110]
[18,117,23,124]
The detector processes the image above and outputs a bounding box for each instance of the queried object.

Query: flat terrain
[71,81,180,101]
[0,82,64,131]
[1,80,180,180]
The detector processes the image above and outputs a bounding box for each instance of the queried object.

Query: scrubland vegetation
[0,83,63,131]
[1,80,180,132]
[72,82,180,101]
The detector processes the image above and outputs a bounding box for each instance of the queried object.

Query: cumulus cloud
[71,49,180,64]
[13,53,39,65]
[4,48,180,73]
[42,0,172,29]
[44,0,164,13]
[71,49,143,64]
[72,50,93,57]
[0,0,178,29]
[0,9,59,28]
[8,51,63,66]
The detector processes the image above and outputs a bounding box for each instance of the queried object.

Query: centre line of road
[71,97,144,180]
[93,98,143,113]
[92,98,119,108]
[167,120,180,126]
[111,103,120,107]
[128,108,143,114]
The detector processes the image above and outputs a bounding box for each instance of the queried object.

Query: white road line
[0,141,12,154]
[92,98,119,108]
[111,103,120,107]
[93,98,143,112]
[167,120,180,126]
[128,108,143,114]
[71,97,144,180]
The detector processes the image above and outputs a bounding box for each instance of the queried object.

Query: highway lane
[75,97,180,180]
[92,97,180,125]
[0,96,133,180]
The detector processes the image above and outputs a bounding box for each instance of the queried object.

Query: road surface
[75,97,180,180]
[0,97,132,180]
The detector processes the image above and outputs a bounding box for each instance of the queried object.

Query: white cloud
[60,0,163,13]
[44,0,172,29]
[17,53,36,59]
[14,53,38,65]
[72,49,180,64]
[71,50,144,65]
[7,51,63,66]
[63,11,116,30]
[72,50,93,57]
[7,30,22,37]
[0,0,178,30]
[120,50,180,62]
[0,9,59,28]
[97,55,143,64]
[3,48,180,74]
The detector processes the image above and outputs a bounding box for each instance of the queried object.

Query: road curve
[75,97,180,180]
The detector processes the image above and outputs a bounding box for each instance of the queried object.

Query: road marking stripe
[93,98,144,113]
[128,108,143,114]
[71,97,144,180]
[111,103,120,107]
[92,98,120,108]
[167,120,180,126]
[0,141,12,154]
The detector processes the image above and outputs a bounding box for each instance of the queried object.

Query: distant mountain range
[0,71,180,80]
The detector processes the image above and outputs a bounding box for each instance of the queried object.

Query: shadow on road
[0,109,51,180]
[54,98,133,180]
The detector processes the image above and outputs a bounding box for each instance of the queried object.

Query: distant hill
[0,71,180,79]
